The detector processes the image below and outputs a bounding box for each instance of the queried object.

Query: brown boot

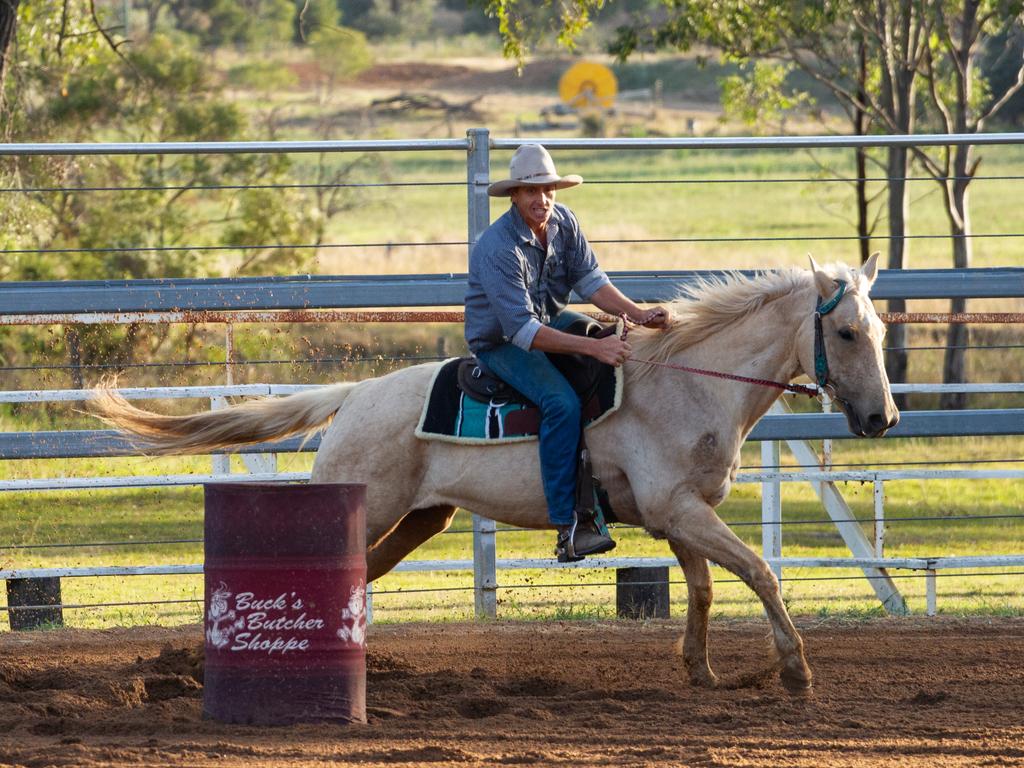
[555,510,616,563]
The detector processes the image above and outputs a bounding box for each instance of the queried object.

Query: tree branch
[922,45,955,133]
[57,0,70,57]
[88,0,130,61]
[297,0,311,42]
[979,62,1024,125]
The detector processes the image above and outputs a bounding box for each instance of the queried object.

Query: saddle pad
[415,357,623,445]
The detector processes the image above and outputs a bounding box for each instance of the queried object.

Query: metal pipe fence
[1,130,1023,627]
[2,366,1021,621]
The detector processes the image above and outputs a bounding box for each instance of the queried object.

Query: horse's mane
[629,263,864,375]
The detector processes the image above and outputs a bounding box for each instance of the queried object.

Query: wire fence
[4,171,1023,195]
[6,232,1024,259]
[3,381,1021,623]
[6,340,1024,375]
[5,140,1024,262]
[7,506,1024,553]
[2,132,1023,628]
[4,569,1024,615]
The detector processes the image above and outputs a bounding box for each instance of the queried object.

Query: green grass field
[2,433,1022,629]
[296,142,1024,282]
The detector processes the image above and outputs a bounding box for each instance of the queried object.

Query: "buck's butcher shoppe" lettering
[226,591,327,656]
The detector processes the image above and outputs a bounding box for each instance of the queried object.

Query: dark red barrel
[202,482,367,725]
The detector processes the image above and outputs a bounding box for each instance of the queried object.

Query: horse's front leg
[662,490,812,693]
[668,540,718,688]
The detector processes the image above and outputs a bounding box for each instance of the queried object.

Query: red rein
[619,314,819,399]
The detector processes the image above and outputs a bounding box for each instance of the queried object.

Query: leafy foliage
[337,0,438,39]
[1,1,378,379]
[294,0,341,42]
[308,24,372,86]
[481,0,605,64]
[226,59,300,91]
[167,0,295,48]
[719,60,811,131]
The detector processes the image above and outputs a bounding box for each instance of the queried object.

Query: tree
[914,0,1024,409]
[337,0,437,39]
[481,0,602,62]
[307,24,372,96]
[0,0,18,120]
[492,1,1024,407]
[294,0,340,42]
[1,4,360,382]
[826,2,930,404]
[143,0,294,47]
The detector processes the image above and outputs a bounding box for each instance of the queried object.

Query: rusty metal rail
[0,310,1020,326]
[0,310,467,326]
[879,312,1024,324]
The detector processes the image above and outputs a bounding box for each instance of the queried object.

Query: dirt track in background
[2,617,1023,767]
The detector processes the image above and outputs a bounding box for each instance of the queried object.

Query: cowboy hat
[487,144,583,197]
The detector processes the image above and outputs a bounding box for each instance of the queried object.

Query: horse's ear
[860,251,880,286]
[808,254,838,299]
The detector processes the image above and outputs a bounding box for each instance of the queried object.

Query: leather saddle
[457,318,616,406]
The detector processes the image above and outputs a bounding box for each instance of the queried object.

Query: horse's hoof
[688,669,719,689]
[779,664,813,695]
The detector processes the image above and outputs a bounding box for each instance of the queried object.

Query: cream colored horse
[94,255,898,692]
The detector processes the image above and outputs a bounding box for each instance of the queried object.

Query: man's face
[511,184,557,232]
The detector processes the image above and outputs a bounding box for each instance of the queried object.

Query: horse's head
[803,253,900,438]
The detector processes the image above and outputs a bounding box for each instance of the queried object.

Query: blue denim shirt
[464,203,610,353]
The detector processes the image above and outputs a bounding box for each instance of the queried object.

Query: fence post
[616,567,670,619]
[6,577,63,630]
[873,479,885,557]
[473,516,497,619]
[210,396,231,475]
[761,440,783,584]
[467,127,497,619]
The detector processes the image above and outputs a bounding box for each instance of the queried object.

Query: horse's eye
[838,327,856,341]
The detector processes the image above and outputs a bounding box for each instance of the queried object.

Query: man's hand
[590,335,632,367]
[634,306,673,329]
[590,285,673,332]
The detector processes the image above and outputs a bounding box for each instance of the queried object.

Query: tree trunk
[939,145,972,410]
[0,0,19,118]
[855,146,869,264]
[855,37,870,265]
[146,3,161,35]
[884,145,910,410]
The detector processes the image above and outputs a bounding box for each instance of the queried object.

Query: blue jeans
[476,311,589,526]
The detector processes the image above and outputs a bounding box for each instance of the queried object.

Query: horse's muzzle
[863,409,900,438]
[836,398,900,438]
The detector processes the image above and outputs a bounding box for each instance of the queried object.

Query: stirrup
[555,509,615,563]
[555,517,585,563]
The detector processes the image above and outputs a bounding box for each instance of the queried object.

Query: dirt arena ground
[2,617,1023,767]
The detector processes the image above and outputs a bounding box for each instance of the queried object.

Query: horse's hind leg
[668,540,717,688]
[664,492,811,693]
[366,505,458,582]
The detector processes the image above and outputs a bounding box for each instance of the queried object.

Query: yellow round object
[558,61,618,110]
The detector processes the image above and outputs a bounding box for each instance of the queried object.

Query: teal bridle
[813,279,848,390]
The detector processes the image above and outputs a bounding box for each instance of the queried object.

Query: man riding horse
[464,144,673,561]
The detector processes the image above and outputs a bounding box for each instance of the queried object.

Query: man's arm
[527,283,674,366]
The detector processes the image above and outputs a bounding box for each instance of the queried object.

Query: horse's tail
[90,382,359,455]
